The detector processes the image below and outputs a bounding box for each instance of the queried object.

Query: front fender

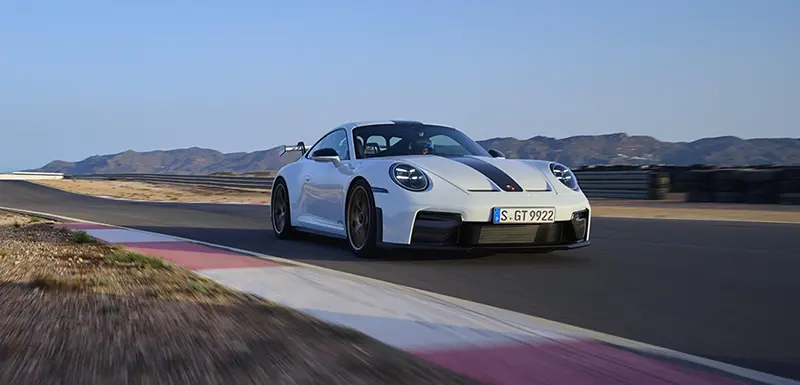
[274,162,304,210]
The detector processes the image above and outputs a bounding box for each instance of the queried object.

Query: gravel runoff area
[32,179,800,223]
[0,211,479,385]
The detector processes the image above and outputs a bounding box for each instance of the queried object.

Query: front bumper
[376,208,591,252]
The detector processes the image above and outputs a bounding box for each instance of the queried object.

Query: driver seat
[354,139,365,158]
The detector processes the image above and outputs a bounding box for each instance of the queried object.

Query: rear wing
[279,141,307,157]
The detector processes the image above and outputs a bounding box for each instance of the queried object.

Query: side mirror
[311,148,341,167]
[488,149,505,158]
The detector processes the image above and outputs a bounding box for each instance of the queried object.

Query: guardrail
[67,170,671,200]
[63,165,800,204]
[68,173,274,189]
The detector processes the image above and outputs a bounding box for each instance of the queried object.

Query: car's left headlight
[390,162,429,191]
[549,162,579,191]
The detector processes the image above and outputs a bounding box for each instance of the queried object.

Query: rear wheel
[345,179,379,258]
[271,179,298,239]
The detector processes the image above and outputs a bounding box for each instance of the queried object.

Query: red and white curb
[3,207,795,385]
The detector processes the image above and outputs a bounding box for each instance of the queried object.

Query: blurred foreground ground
[0,211,477,385]
[33,179,800,223]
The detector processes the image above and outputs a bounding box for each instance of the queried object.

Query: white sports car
[271,120,591,258]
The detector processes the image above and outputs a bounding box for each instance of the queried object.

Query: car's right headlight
[390,162,429,191]
[549,162,579,191]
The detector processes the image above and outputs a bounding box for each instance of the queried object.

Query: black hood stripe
[448,156,523,192]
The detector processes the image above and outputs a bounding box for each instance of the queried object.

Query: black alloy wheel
[346,179,378,257]
[271,179,297,239]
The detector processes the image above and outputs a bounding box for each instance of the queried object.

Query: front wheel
[345,179,379,258]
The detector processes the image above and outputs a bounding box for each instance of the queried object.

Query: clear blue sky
[1,0,798,171]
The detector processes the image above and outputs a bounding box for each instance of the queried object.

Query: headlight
[390,162,429,191]
[549,162,579,191]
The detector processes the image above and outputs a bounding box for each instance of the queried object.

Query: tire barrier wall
[571,170,669,200]
[573,165,800,204]
[682,168,800,205]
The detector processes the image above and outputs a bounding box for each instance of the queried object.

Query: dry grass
[0,212,255,305]
[33,179,269,204]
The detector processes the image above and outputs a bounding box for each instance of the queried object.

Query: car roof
[341,120,454,129]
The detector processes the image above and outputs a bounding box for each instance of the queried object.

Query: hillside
[31,133,800,174]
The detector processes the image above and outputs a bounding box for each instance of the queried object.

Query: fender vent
[410,212,462,245]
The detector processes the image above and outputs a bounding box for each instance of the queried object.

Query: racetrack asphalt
[2,180,799,381]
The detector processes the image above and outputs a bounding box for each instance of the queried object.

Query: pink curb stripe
[120,241,281,271]
[96,196,267,205]
[54,222,117,230]
[412,340,748,385]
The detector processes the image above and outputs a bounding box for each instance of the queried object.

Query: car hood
[399,155,552,192]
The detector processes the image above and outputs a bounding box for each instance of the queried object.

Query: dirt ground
[31,179,800,223]
[589,193,800,222]
[33,179,270,204]
[589,203,799,222]
[0,211,477,385]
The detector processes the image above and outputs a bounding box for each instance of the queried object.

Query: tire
[345,179,379,258]
[271,178,299,240]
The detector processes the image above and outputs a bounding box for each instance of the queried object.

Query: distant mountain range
[30,133,800,174]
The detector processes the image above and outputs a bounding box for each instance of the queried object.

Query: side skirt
[294,225,347,239]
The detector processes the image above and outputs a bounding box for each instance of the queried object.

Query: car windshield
[352,124,491,159]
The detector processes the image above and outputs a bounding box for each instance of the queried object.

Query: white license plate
[492,207,555,224]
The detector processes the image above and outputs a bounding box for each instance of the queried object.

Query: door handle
[304,174,311,182]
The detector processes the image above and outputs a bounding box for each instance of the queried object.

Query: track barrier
[60,165,799,204]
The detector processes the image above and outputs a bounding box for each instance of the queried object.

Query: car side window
[307,129,349,160]
[305,133,331,159]
[327,129,350,160]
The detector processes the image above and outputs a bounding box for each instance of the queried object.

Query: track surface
[2,180,799,380]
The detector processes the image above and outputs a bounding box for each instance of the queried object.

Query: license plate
[492,207,555,224]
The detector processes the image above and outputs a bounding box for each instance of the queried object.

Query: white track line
[1,205,796,385]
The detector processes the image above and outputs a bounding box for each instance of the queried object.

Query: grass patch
[73,230,93,244]
[1,211,256,305]
[30,275,87,292]
[87,277,110,287]
[29,217,44,223]
[187,280,210,294]
[105,250,172,269]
